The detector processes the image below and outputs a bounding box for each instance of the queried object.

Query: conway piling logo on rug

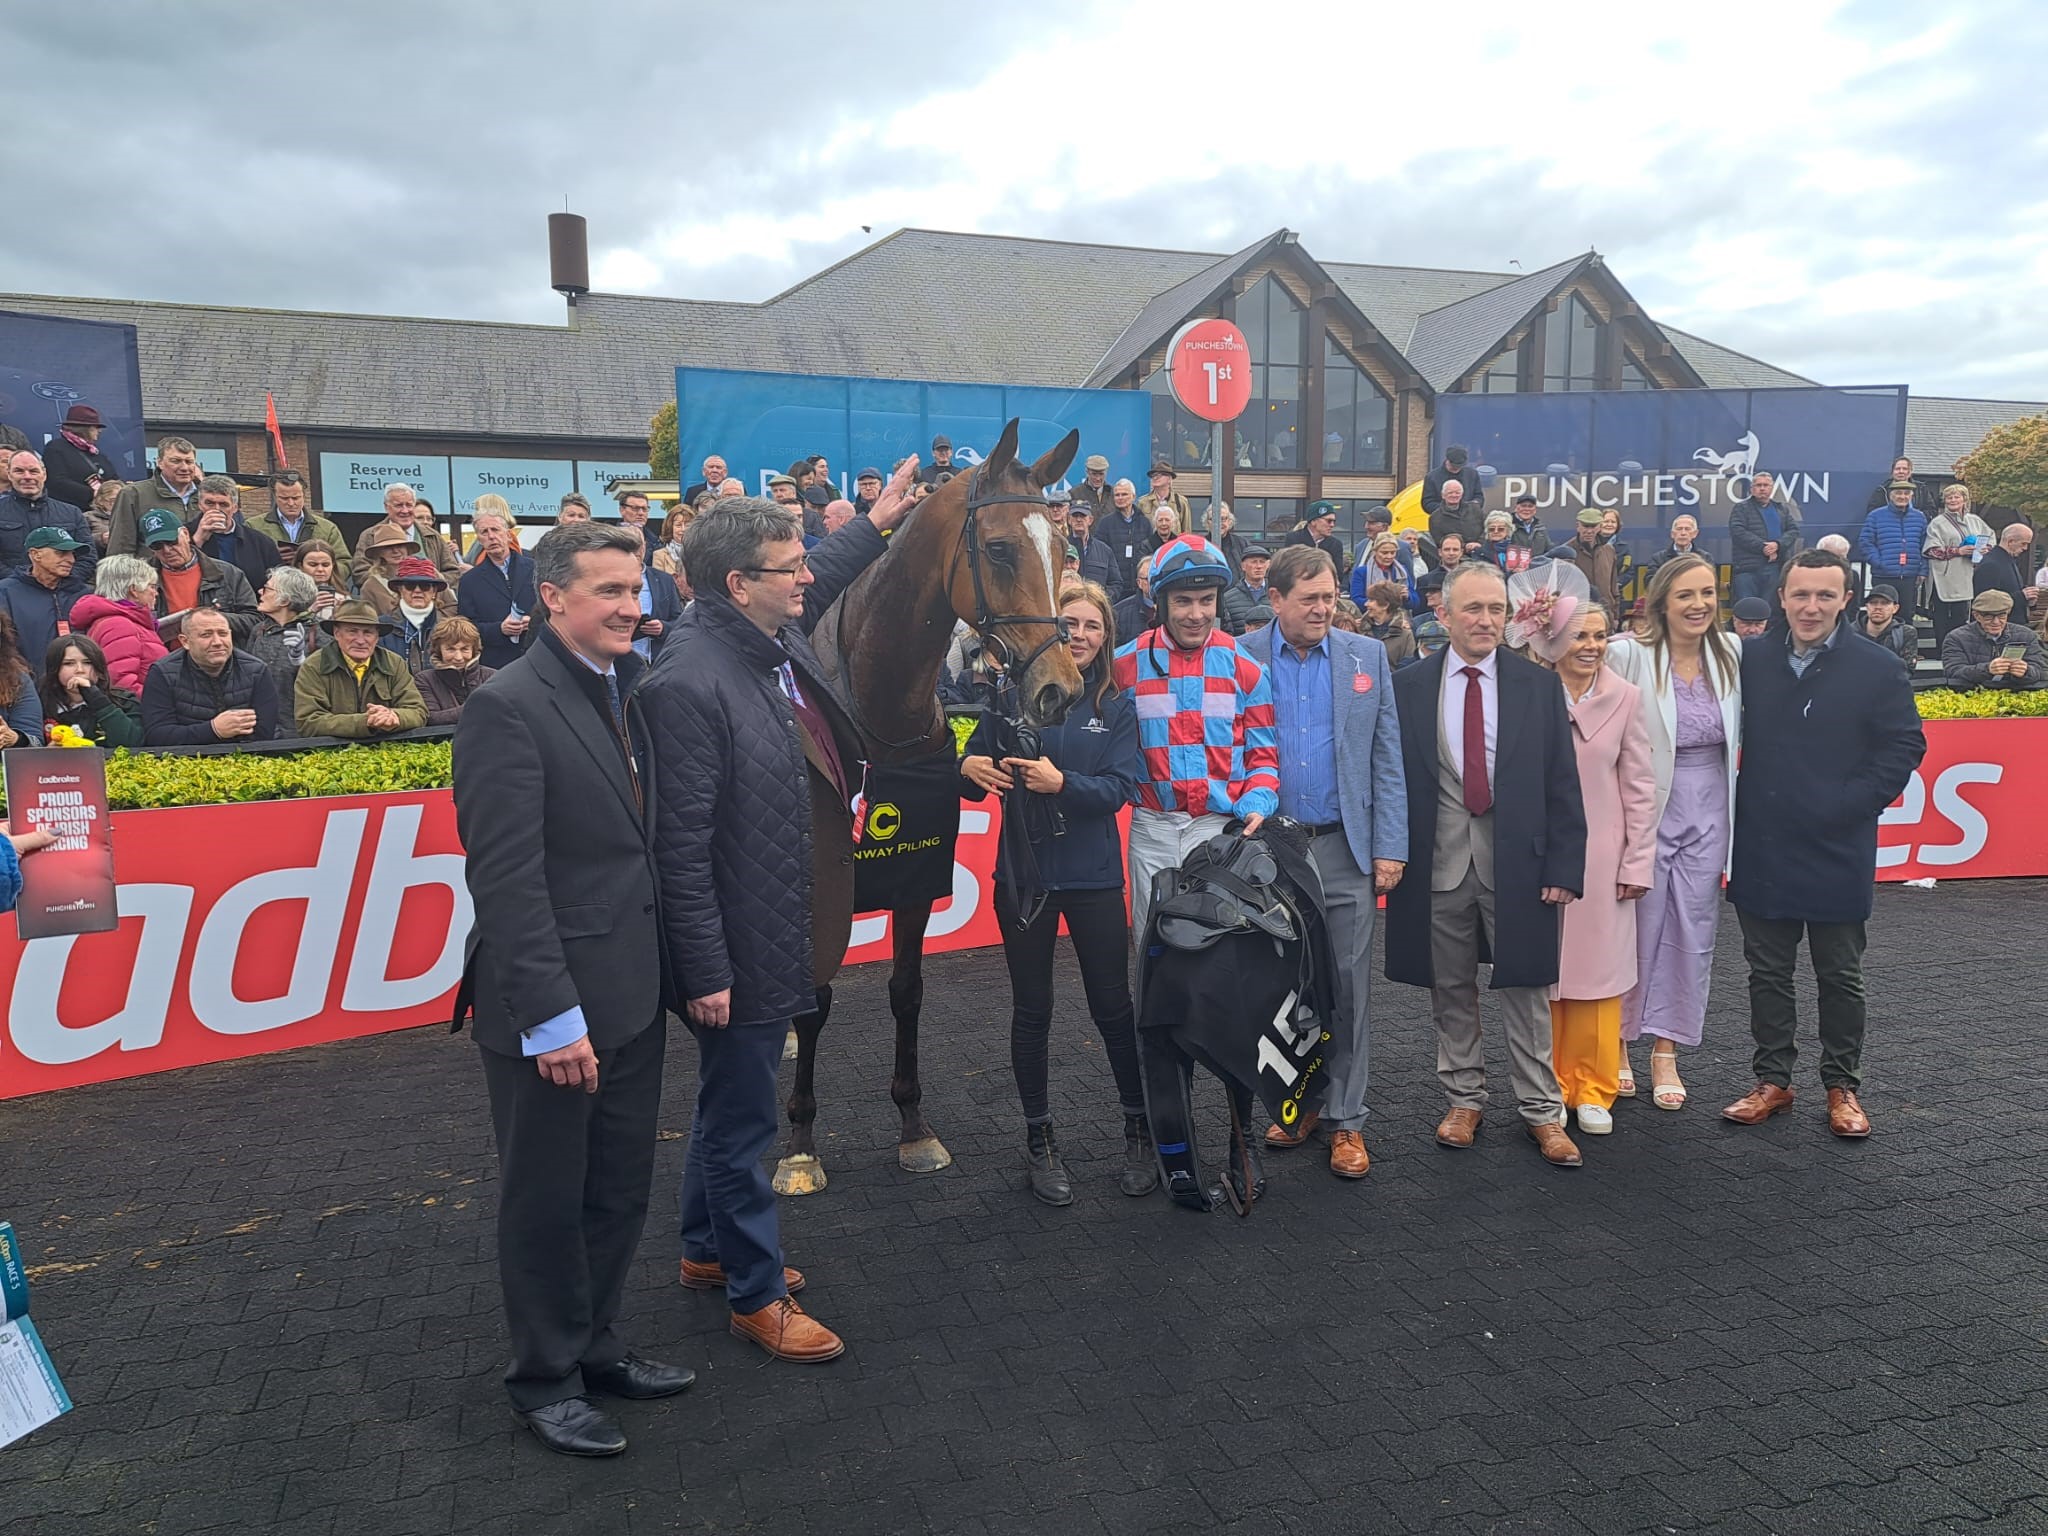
[1498,429,1834,516]
[864,802,901,842]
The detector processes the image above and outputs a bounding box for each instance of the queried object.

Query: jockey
[1111,535,1279,940]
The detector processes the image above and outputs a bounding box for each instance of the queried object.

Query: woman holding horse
[961,578,1152,1206]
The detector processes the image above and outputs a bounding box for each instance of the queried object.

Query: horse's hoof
[773,1154,828,1196]
[782,1029,799,1062]
[898,1136,953,1174]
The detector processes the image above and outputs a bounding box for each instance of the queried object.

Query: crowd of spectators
[0,421,2041,761]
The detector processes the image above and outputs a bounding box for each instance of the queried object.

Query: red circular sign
[1166,318,1253,423]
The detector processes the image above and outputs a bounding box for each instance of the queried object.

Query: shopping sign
[1166,319,1253,423]
[0,722,2032,1100]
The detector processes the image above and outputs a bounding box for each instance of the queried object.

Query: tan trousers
[1429,865,1564,1126]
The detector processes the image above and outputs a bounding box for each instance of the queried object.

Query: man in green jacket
[247,471,350,569]
[295,600,428,739]
[107,437,205,556]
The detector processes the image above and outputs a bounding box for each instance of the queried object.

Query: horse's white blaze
[1023,511,1058,596]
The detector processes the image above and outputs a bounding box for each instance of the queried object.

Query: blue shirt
[1271,632,1339,825]
[1786,619,1842,679]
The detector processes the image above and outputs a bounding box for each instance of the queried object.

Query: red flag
[264,392,289,468]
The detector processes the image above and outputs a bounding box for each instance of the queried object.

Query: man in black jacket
[638,491,905,1366]
[1723,550,1925,1141]
[41,405,119,513]
[188,475,281,595]
[1973,522,2039,618]
[1727,471,1801,608]
[1941,590,2047,690]
[451,520,693,1458]
[139,607,278,745]
[0,449,99,588]
[1422,445,1483,527]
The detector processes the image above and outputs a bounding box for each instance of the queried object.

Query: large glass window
[1542,293,1602,391]
[1142,366,1213,471]
[1238,275,1304,469]
[1479,343,1522,393]
[1321,334,1392,473]
[1233,497,1303,542]
[1620,354,1652,391]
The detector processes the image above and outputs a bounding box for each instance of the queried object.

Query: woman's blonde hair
[1636,553,1738,694]
[1057,578,1117,712]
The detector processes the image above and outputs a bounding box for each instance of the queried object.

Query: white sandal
[1650,1047,1687,1110]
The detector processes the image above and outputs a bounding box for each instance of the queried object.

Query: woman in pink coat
[66,554,168,696]
[1511,563,1658,1135]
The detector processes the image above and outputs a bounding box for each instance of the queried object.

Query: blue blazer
[1237,623,1408,874]
[456,552,539,671]
[644,566,683,661]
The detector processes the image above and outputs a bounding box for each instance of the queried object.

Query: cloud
[5,0,2042,401]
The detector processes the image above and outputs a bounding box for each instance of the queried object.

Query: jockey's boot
[1120,1113,1159,1197]
[1024,1121,1073,1207]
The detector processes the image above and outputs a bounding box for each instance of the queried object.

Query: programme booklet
[0,1221,72,1450]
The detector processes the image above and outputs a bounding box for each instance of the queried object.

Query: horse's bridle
[956,465,1071,683]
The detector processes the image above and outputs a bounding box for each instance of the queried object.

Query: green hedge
[1914,688,2048,720]
[0,742,454,813]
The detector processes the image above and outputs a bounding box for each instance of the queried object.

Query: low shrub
[1913,688,2048,720]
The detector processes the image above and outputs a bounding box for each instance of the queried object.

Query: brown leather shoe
[679,1257,806,1295]
[1721,1082,1795,1125]
[1827,1087,1871,1139]
[730,1297,845,1362]
[1435,1107,1482,1148]
[1264,1110,1319,1148]
[1527,1121,1583,1167]
[1328,1130,1370,1178]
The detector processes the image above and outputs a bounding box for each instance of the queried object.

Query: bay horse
[775,418,1083,1194]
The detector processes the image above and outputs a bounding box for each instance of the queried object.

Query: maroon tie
[1460,665,1491,816]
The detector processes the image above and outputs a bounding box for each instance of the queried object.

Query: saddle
[1136,818,1339,1215]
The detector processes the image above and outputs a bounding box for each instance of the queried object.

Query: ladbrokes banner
[4,748,117,940]
[1432,386,1908,555]
[0,730,2033,1099]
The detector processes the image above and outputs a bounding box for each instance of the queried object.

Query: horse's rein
[957,467,1072,689]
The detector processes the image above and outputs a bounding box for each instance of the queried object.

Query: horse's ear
[1028,428,1081,491]
[983,418,1021,478]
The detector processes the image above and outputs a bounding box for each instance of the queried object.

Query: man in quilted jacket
[637,469,913,1366]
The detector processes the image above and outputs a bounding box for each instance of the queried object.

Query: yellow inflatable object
[1388,481,1428,535]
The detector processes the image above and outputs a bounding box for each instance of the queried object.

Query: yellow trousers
[1551,997,1622,1110]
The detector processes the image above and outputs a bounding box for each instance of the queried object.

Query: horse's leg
[772,985,832,1197]
[890,902,951,1173]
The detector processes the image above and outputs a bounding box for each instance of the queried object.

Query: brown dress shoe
[1265,1110,1319,1148]
[1827,1087,1871,1138]
[679,1257,806,1295]
[1328,1130,1370,1178]
[1435,1107,1482,1148]
[1721,1083,1795,1125]
[730,1297,845,1362]
[1527,1121,1583,1167]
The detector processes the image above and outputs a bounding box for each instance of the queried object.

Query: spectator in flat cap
[1071,453,1113,516]
[853,468,885,516]
[1857,584,1918,671]
[1137,463,1190,530]
[0,527,89,664]
[141,506,260,645]
[1221,542,1273,636]
[1942,590,2046,690]
[296,599,429,738]
[1730,597,1772,639]
[1551,508,1621,618]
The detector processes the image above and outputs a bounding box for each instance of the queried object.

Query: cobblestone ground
[2,879,2044,1535]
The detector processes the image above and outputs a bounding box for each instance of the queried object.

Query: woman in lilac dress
[1604,555,1742,1109]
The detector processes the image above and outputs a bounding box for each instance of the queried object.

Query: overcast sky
[7,0,2044,400]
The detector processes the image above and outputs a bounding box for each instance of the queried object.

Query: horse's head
[928,418,1083,726]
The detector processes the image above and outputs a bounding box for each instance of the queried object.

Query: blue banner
[0,310,147,482]
[1432,386,1908,556]
[675,367,1153,495]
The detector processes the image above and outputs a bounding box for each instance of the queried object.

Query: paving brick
[1,879,2043,1533]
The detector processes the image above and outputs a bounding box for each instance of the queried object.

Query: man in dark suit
[1383,561,1589,1167]
[452,520,691,1458]
[455,506,538,670]
[1722,549,1925,1140]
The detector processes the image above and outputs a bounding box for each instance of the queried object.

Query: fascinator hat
[1505,559,1592,665]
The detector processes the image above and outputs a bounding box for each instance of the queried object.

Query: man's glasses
[743,557,810,579]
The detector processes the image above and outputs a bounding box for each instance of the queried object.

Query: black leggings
[992,884,1146,1124]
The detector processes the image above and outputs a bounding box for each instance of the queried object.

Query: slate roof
[0,227,1908,442]
[1082,231,1290,387]
[1401,252,1592,391]
[1903,396,2048,473]
[1660,326,1817,390]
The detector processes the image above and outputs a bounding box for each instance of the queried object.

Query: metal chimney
[549,212,590,300]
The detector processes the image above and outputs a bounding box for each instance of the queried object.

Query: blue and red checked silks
[1110,628,1279,820]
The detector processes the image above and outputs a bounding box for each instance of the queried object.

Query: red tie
[1460,665,1491,816]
